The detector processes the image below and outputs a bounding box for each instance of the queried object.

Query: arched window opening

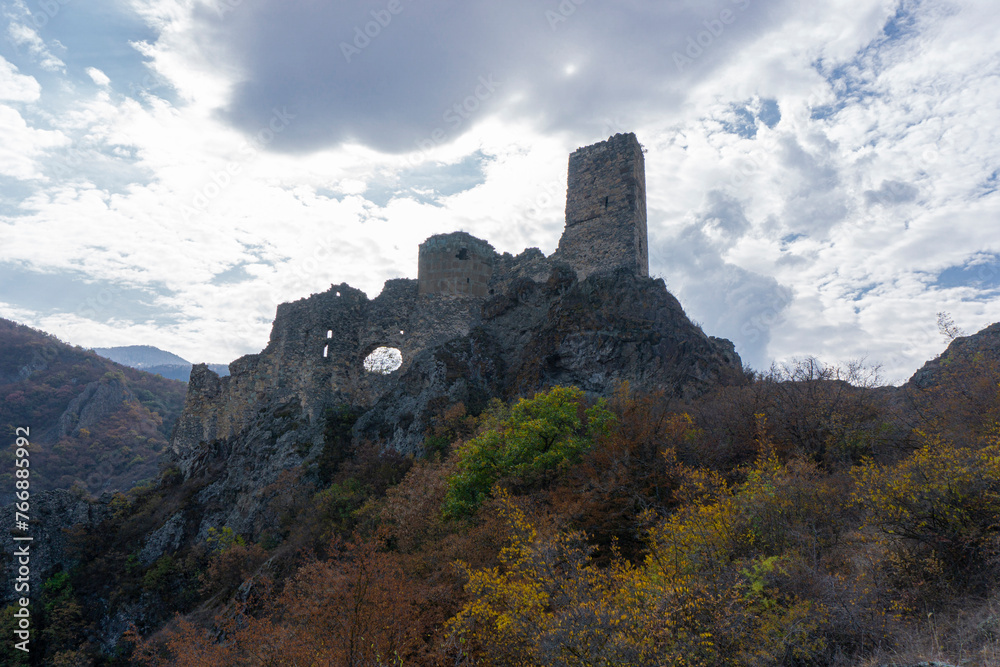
[363,347,402,375]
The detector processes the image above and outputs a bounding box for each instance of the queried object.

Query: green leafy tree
[443,386,615,518]
[39,571,87,662]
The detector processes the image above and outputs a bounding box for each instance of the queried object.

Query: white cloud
[6,21,65,72]
[85,67,110,87]
[1,0,998,381]
[0,106,67,180]
[0,56,40,102]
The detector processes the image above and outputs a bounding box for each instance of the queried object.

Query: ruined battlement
[555,132,649,279]
[172,132,744,473]
[174,134,658,460]
[418,232,496,297]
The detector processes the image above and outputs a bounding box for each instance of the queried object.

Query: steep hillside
[0,319,187,500]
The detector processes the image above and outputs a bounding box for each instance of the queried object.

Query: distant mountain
[0,319,187,500]
[92,345,230,381]
[91,345,190,368]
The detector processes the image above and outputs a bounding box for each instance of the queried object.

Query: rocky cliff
[907,322,1000,389]
[163,261,743,543]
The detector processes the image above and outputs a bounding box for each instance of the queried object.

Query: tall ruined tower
[555,133,649,279]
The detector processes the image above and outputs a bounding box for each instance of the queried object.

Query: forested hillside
[7,325,998,666]
[0,319,187,500]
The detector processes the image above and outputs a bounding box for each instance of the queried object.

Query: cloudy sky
[0,0,997,383]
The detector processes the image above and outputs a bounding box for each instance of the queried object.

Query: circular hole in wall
[363,346,403,375]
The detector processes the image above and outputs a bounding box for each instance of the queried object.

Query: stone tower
[417,231,496,297]
[555,133,649,279]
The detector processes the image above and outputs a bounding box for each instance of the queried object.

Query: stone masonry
[554,132,649,279]
[417,232,496,297]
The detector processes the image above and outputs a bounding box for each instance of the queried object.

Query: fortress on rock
[172,133,742,476]
[416,132,649,296]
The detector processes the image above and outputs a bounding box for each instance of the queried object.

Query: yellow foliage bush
[853,436,1000,589]
[449,479,831,666]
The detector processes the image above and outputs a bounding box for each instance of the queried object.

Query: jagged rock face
[165,258,745,541]
[907,322,1000,389]
[57,375,135,439]
[355,266,744,453]
[484,267,742,399]
[0,490,111,605]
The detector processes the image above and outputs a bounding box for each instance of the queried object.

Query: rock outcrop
[56,373,135,439]
[907,322,1000,389]
[0,490,112,603]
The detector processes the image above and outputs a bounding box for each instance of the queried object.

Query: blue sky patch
[0,178,37,217]
[364,151,489,207]
[719,99,782,138]
[0,262,178,326]
[35,0,160,95]
[934,254,1000,291]
[978,169,998,198]
[851,283,879,301]
[882,3,918,41]
[758,99,781,129]
[780,233,805,247]
[721,105,757,139]
[211,264,255,285]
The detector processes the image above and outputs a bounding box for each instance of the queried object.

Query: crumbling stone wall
[171,277,486,464]
[489,247,557,296]
[554,132,649,279]
[171,133,697,468]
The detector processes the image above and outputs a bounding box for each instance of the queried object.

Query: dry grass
[859,593,1000,666]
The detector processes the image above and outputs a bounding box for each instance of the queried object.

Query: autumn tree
[443,386,615,518]
[853,434,1000,594]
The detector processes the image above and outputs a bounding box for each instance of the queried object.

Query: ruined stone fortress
[418,131,649,297]
[174,133,740,462]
